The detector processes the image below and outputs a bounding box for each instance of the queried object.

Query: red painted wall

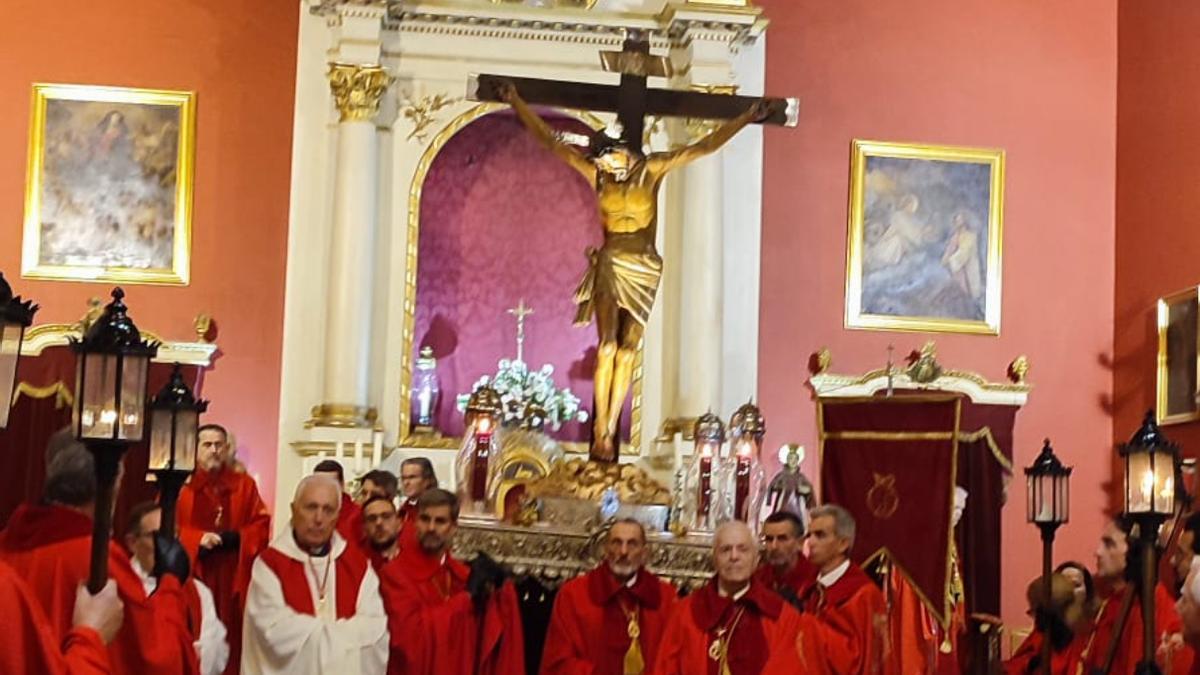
[0,0,297,507]
[756,0,1118,630]
[1115,8,1200,510]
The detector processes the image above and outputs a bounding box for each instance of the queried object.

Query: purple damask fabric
[414,111,632,443]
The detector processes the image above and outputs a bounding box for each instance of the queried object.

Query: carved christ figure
[499,81,771,462]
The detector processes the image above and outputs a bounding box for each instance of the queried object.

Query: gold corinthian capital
[327,62,392,123]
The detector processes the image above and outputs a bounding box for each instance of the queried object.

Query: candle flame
[99,409,118,425]
[1141,469,1155,507]
[476,416,492,434]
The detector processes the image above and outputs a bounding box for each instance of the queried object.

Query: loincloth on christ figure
[573,235,663,327]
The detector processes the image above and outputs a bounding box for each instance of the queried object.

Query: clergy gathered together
[3,422,1200,675]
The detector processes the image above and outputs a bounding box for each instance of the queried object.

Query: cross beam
[468,36,797,147]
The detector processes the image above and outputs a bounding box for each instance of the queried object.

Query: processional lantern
[729,401,766,522]
[1024,438,1072,675]
[692,412,725,528]
[149,363,208,539]
[71,288,158,443]
[0,272,37,429]
[69,287,158,593]
[1119,410,1179,675]
[464,385,503,507]
[1025,439,1071,526]
[1120,411,1178,517]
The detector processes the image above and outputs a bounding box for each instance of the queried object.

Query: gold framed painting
[1157,286,1200,426]
[845,140,1005,335]
[22,84,196,285]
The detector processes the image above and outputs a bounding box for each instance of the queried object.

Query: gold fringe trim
[12,381,74,409]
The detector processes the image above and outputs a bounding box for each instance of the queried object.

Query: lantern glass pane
[172,409,198,472]
[79,354,119,439]
[1025,474,1036,523]
[148,408,174,471]
[117,356,148,441]
[0,321,23,429]
[1056,474,1070,523]
[1154,451,1175,515]
[1127,451,1152,513]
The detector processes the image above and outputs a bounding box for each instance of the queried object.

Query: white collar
[273,529,347,562]
[717,581,750,601]
[818,559,851,588]
[625,572,638,588]
[131,557,157,596]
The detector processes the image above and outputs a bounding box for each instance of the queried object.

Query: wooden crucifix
[467,32,797,463]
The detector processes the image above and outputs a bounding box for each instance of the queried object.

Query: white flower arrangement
[457,358,590,431]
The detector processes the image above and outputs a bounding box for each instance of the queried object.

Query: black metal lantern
[148,364,207,539]
[1120,411,1180,675]
[1025,439,1071,526]
[1120,410,1178,517]
[149,364,207,475]
[69,288,158,593]
[70,288,159,443]
[0,272,37,429]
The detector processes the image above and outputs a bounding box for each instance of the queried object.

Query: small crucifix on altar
[507,298,534,364]
[468,31,798,463]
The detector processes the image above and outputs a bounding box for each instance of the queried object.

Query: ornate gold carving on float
[530,458,671,504]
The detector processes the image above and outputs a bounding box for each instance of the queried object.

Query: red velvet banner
[820,395,960,625]
[0,345,201,530]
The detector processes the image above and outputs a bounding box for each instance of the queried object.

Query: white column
[310,63,392,428]
[675,149,724,417]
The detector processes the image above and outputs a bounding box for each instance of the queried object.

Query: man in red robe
[650,520,825,675]
[0,558,121,675]
[1081,517,1184,674]
[797,504,887,675]
[358,469,398,505]
[125,501,229,675]
[0,431,198,674]
[377,488,525,675]
[397,457,438,552]
[1004,574,1090,675]
[755,511,817,605]
[314,459,364,548]
[362,495,401,570]
[241,474,388,673]
[540,518,677,674]
[177,423,271,674]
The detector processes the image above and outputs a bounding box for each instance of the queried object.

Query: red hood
[0,503,93,551]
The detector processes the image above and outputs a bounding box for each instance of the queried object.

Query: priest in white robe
[242,474,389,675]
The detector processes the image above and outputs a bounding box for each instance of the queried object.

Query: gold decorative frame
[22,84,196,285]
[845,139,1005,335]
[399,103,645,455]
[1156,286,1200,425]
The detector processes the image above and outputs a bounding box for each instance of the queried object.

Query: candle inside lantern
[1140,469,1154,510]
[470,418,493,503]
[697,443,714,521]
[734,440,753,520]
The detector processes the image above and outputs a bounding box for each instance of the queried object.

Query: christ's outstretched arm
[500,81,597,183]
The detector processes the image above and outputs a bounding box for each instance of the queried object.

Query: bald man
[540,518,677,675]
[650,521,827,675]
[241,475,389,675]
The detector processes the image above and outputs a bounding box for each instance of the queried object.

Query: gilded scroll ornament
[327,63,393,123]
[1008,355,1029,385]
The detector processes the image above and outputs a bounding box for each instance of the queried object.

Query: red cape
[397,499,419,555]
[337,493,364,549]
[0,503,198,675]
[799,562,887,675]
[1004,624,1090,675]
[378,544,525,675]
[883,564,965,674]
[650,577,827,675]
[0,558,110,675]
[754,558,819,601]
[1080,583,1182,674]
[539,564,677,675]
[177,467,270,674]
